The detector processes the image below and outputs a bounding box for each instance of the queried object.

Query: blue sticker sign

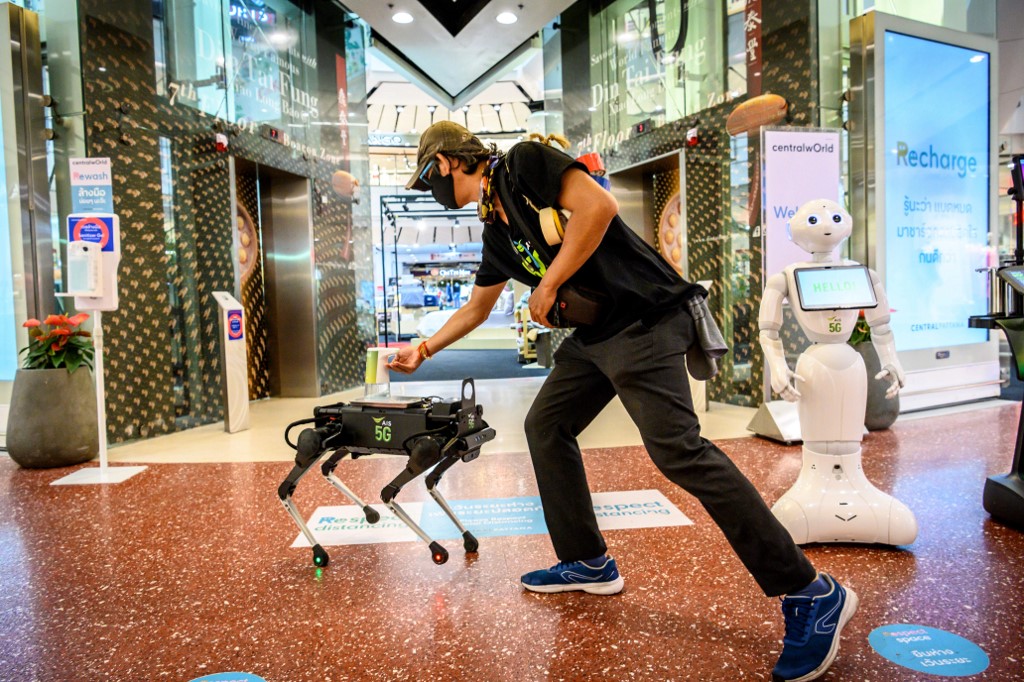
[227,310,244,341]
[869,624,989,676]
[68,215,115,252]
[187,674,266,682]
[420,496,549,539]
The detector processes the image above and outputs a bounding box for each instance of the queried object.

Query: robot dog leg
[277,426,340,568]
[322,452,381,525]
[380,433,483,565]
[425,453,479,554]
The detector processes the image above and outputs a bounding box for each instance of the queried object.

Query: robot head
[787,199,852,254]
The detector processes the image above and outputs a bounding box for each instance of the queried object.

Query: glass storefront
[2,0,375,442]
[578,0,742,159]
[0,0,1009,436]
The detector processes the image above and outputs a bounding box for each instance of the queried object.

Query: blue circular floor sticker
[869,624,989,676]
[187,674,266,682]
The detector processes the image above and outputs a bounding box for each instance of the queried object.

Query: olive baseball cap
[405,121,484,191]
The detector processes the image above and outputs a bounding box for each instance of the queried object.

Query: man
[389,121,857,682]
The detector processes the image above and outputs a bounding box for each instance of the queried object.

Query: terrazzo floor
[1,402,1022,681]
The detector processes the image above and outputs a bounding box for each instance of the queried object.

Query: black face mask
[428,171,459,210]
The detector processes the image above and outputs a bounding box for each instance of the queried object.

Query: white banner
[761,128,843,283]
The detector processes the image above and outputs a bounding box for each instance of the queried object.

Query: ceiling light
[496,11,517,25]
[462,105,470,112]
[492,104,502,111]
[392,11,413,24]
[395,105,404,113]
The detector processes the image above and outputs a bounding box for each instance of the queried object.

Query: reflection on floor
[1,400,1021,680]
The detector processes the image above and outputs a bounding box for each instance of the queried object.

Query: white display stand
[52,213,145,486]
[212,291,250,433]
[749,128,843,441]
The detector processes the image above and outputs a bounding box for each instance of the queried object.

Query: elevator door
[234,161,272,400]
[232,159,320,398]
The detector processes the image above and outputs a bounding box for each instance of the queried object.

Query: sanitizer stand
[52,213,146,486]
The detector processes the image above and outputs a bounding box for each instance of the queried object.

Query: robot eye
[808,215,818,225]
[832,213,843,223]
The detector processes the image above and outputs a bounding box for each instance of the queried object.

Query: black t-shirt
[474,141,702,343]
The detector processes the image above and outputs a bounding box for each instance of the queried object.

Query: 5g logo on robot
[372,417,393,443]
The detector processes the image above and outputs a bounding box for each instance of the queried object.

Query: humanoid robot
[758,199,918,545]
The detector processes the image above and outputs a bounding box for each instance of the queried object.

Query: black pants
[524,307,816,597]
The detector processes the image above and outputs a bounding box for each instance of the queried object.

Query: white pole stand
[51,310,146,486]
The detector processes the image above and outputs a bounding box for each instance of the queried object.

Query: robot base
[983,473,1024,531]
[772,448,918,545]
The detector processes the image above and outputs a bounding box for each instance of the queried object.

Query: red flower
[23,319,41,328]
[51,328,71,337]
[43,314,68,326]
[67,313,90,327]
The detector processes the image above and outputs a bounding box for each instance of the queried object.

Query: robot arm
[864,269,905,399]
[758,273,803,402]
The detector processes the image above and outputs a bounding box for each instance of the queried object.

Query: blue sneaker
[772,573,858,682]
[521,556,624,595]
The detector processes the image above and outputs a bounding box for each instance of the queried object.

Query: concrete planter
[852,342,900,431]
[6,368,98,468]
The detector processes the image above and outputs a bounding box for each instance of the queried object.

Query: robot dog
[278,378,495,567]
[758,199,918,546]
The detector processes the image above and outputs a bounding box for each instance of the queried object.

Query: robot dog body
[278,378,495,567]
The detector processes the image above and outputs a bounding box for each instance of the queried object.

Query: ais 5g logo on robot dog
[372,416,393,443]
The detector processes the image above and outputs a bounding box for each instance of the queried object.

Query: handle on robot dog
[284,417,319,449]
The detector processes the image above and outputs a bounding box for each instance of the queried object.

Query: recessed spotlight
[496,11,517,24]
[492,104,502,111]
[392,10,413,24]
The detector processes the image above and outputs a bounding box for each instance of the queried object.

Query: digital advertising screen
[883,30,990,351]
[794,265,878,311]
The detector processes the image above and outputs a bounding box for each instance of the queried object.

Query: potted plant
[848,310,900,431]
[6,313,99,468]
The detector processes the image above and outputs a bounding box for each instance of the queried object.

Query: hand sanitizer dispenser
[67,241,103,297]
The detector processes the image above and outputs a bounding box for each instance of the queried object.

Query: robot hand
[771,367,805,402]
[874,364,904,400]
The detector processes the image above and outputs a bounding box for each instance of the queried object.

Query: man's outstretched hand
[387,345,424,374]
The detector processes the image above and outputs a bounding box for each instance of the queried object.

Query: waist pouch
[548,285,606,328]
